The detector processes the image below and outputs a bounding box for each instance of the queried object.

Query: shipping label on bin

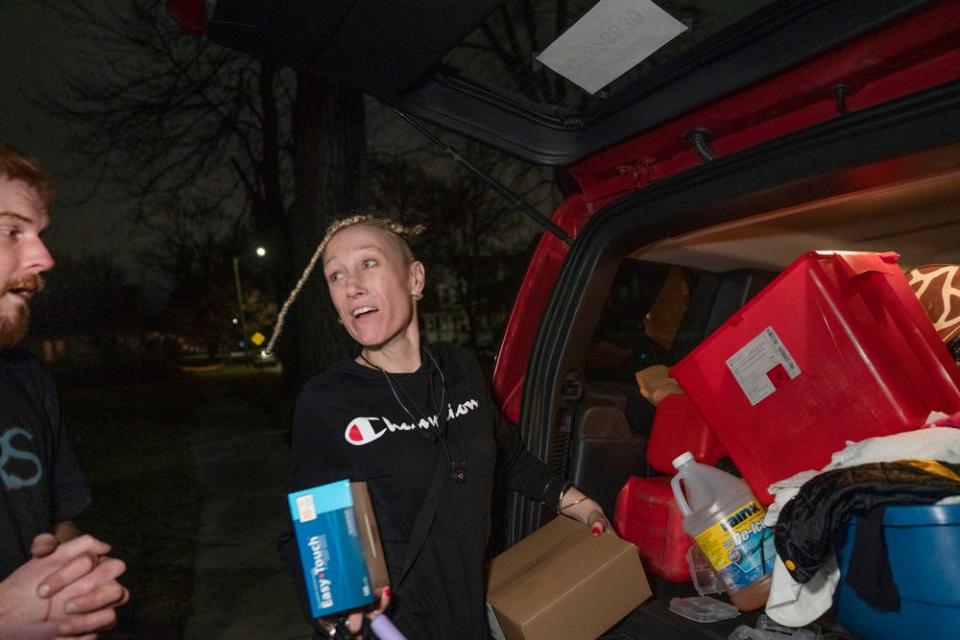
[726,327,801,406]
[288,480,375,618]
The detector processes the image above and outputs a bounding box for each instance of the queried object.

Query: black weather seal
[686,128,719,163]
[394,109,574,246]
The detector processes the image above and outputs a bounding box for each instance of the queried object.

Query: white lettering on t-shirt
[0,427,43,490]
[343,399,480,446]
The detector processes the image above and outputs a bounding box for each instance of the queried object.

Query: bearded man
[0,141,128,638]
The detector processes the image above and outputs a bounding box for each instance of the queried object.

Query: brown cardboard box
[487,517,651,640]
[350,482,389,591]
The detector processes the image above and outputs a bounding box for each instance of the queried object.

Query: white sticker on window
[535,0,688,95]
[726,327,801,406]
[296,494,317,523]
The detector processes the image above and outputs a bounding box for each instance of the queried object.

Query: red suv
[170,1,960,636]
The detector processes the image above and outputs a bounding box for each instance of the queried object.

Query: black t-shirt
[280,343,567,639]
[0,348,91,579]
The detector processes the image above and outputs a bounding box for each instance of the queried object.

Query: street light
[232,246,267,356]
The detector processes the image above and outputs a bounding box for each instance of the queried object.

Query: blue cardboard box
[288,480,378,618]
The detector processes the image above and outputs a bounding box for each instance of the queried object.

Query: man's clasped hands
[0,530,128,640]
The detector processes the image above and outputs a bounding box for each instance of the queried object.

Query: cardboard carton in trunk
[487,517,651,640]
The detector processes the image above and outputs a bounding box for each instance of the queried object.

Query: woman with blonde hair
[277,215,609,639]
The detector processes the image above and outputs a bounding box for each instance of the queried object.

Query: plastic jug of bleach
[671,451,775,611]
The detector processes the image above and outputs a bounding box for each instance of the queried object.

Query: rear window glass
[442,0,779,114]
[586,260,708,381]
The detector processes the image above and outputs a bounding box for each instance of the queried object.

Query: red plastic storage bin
[646,393,727,474]
[671,251,960,504]
[614,476,692,582]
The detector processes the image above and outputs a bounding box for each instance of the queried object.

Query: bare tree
[282,74,368,380]
[365,126,556,354]
[43,0,367,383]
[134,195,269,360]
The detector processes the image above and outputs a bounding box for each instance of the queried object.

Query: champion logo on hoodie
[343,399,480,446]
[344,417,387,445]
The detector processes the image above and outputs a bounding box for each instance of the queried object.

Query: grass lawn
[56,364,285,638]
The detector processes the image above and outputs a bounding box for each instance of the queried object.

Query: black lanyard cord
[359,347,468,483]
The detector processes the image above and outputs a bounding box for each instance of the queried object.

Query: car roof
[191,0,939,165]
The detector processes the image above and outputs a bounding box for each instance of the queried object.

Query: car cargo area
[559,141,960,639]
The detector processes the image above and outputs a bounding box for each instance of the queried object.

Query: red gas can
[646,393,727,474]
[671,251,960,504]
[614,476,692,582]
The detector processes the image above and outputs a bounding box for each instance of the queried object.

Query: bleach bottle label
[693,499,776,593]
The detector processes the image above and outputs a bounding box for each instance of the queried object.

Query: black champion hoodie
[279,342,567,639]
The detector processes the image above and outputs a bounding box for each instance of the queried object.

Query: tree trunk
[282,72,367,385]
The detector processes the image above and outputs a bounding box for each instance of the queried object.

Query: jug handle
[671,475,692,516]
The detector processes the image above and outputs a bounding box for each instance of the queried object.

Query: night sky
[0,2,132,265]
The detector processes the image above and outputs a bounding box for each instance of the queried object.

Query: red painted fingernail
[384,586,392,598]
[592,526,601,536]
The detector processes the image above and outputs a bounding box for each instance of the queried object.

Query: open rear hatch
[167,1,955,166]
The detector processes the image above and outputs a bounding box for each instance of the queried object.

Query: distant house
[419,253,524,355]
